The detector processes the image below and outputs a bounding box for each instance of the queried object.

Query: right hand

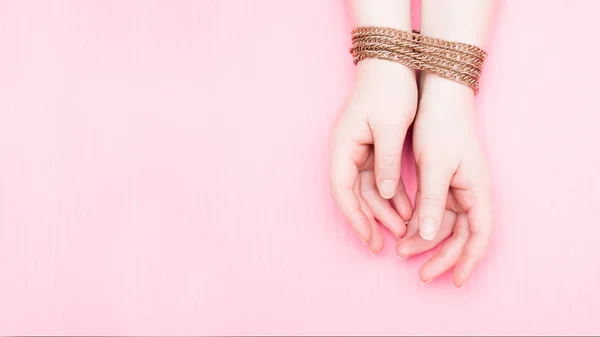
[396,77,493,287]
[329,59,417,254]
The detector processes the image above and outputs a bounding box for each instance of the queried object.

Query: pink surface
[0,0,599,335]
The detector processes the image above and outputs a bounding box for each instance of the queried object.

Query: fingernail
[397,254,405,260]
[359,236,368,245]
[421,279,432,285]
[378,179,396,199]
[420,218,437,241]
[370,248,375,256]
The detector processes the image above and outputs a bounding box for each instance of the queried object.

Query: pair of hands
[330,59,492,287]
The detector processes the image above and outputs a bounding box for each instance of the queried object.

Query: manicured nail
[378,179,396,199]
[420,218,437,241]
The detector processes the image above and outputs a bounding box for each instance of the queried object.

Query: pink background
[1,0,599,335]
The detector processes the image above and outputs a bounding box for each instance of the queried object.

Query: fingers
[360,171,407,239]
[453,187,493,288]
[356,192,384,254]
[372,124,406,200]
[330,142,371,243]
[391,179,413,221]
[419,214,469,283]
[396,210,456,259]
[417,163,453,241]
[354,175,384,254]
[368,210,384,254]
[402,191,421,239]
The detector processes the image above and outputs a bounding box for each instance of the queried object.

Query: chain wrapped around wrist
[350,26,487,93]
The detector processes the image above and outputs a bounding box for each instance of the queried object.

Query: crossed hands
[330,59,492,287]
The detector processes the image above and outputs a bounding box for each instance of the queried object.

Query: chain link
[351,26,487,60]
[350,26,487,93]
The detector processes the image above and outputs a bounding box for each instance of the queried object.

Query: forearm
[350,1,415,80]
[351,0,412,31]
[421,0,495,48]
[419,0,495,98]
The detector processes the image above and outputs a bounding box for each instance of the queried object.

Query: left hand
[396,75,493,287]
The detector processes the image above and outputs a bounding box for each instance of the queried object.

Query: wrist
[355,58,416,85]
[417,72,476,121]
[419,71,475,104]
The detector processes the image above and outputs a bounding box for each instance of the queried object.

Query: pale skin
[330,0,495,287]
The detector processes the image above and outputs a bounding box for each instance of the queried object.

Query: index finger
[330,145,371,243]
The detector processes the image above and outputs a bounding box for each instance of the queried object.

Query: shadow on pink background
[0,0,599,335]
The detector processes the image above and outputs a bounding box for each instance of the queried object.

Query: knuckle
[421,194,444,207]
[376,155,400,172]
[371,118,408,131]
[436,248,451,261]
[415,151,436,166]
[360,179,378,195]
[453,228,469,241]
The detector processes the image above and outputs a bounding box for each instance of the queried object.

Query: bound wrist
[419,71,475,104]
[355,58,416,85]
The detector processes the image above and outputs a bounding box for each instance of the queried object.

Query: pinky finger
[453,188,493,288]
[330,153,372,243]
[452,230,490,287]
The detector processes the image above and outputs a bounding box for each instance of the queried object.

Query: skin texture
[331,0,495,287]
[397,74,493,287]
[330,58,416,254]
[398,0,495,287]
[330,0,415,254]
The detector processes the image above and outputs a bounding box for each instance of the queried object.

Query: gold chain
[350,26,487,93]
[351,27,487,60]
[352,35,484,69]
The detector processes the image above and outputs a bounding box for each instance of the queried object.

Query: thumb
[418,162,452,241]
[373,124,406,200]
